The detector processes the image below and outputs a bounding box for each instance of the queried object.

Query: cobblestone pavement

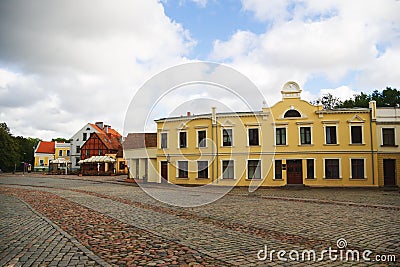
[0,175,399,266]
[0,193,108,267]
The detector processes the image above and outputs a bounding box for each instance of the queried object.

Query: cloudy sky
[0,0,399,140]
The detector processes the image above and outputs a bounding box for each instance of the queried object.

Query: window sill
[247,145,261,147]
[349,143,365,146]
[305,178,315,180]
[221,178,235,180]
[350,178,367,180]
[196,177,209,180]
[275,144,288,147]
[221,145,235,148]
[298,144,313,146]
[176,177,188,179]
[323,178,342,180]
[381,145,398,147]
[323,144,339,146]
[196,146,208,149]
[273,178,283,181]
[245,178,262,181]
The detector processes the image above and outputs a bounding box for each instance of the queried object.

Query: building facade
[151,81,396,187]
[123,133,157,182]
[376,107,400,187]
[34,141,55,172]
[70,122,122,171]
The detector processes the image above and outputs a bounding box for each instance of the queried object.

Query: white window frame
[221,128,234,147]
[305,158,316,179]
[58,150,63,157]
[323,158,342,179]
[381,127,397,146]
[246,159,262,180]
[349,158,367,179]
[274,126,288,146]
[160,132,168,149]
[178,131,188,149]
[176,160,189,179]
[298,125,313,145]
[349,123,365,145]
[247,127,260,146]
[323,124,339,145]
[220,159,235,179]
[273,159,283,180]
[197,160,209,178]
[196,129,207,148]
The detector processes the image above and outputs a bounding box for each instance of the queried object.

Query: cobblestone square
[1,175,399,266]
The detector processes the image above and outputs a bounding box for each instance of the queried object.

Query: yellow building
[151,81,397,188]
[34,141,55,172]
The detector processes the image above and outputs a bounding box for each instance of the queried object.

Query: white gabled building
[69,122,103,171]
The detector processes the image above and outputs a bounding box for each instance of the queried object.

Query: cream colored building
[376,107,400,187]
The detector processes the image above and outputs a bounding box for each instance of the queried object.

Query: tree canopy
[0,122,40,172]
[314,87,400,109]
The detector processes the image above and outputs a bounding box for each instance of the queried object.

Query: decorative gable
[347,114,365,123]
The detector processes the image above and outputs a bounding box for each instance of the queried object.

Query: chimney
[104,125,110,133]
[187,111,191,116]
[95,122,104,129]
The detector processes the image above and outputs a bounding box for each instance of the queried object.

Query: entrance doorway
[287,159,303,184]
[160,161,168,183]
[383,159,396,186]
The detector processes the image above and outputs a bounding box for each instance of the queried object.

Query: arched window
[284,110,301,118]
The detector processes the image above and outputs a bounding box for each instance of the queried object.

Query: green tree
[312,93,343,109]
[0,123,19,172]
[337,87,399,108]
[51,137,70,143]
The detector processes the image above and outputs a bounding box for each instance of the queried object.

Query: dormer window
[284,110,301,118]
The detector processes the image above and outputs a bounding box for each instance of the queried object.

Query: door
[287,160,303,184]
[160,161,168,183]
[383,159,396,186]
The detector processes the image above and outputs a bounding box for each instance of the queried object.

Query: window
[119,161,125,170]
[325,159,339,179]
[197,161,208,178]
[58,150,63,157]
[274,160,282,179]
[222,160,234,179]
[39,159,44,166]
[222,129,233,146]
[351,159,364,179]
[98,149,102,156]
[382,128,395,146]
[75,158,79,165]
[179,132,187,148]
[284,110,301,118]
[275,128,286,145]
[351,126,362,144]
[76,146,80,153]
[66,150,70,156]
[248,128,259,146]
[198,130,207,148]
[325,126,337,144]
[300,127,312,145]
[178,161,188,178]
[83,133,87,141]
[248,160,261,179]
[306,159,314,179]
[161,133,168,148]
[85,150,90,156]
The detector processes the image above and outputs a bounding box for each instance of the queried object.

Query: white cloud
[0,0,194,140]
[211,0,400,102]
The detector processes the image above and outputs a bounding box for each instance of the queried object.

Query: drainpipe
[369,101,376,185]
[212,107,217,183]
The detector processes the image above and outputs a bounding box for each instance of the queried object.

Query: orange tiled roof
[36,141,55,154]
[89,123,121,138]
[95,132,121,151]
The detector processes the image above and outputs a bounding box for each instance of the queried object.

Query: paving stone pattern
[0,194,106,267]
